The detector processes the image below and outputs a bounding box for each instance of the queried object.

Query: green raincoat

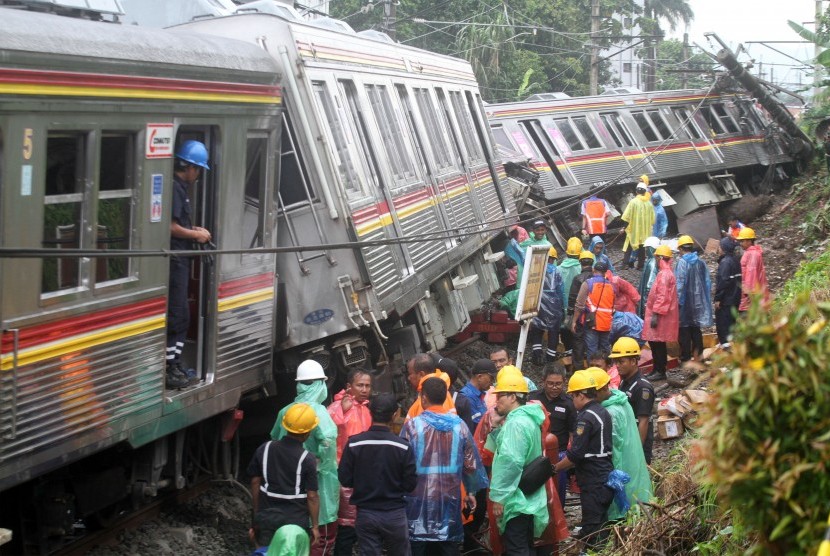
[266,524,310,556]
[558,257,582,308]
[490,403,549,536]
[601,389,653,520]
[621,194,655,251]
[270,381,340,526]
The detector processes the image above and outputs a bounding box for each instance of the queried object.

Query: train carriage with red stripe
[178,10,517,383]
[0,9,283,551]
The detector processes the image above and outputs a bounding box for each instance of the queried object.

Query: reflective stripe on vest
[586,277,614,332]
[584,199,607,234]
[260,440,310,500]
[583,409,612,458]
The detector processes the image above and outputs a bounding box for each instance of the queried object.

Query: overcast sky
[668,0,819,91]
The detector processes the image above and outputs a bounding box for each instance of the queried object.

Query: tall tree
[639,0,694,90]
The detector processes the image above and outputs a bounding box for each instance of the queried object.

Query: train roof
[0,9,280,81]
[486,87,748,120]
[176,12,478,85]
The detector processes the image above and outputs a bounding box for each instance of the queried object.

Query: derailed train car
[0,8,286,552]
[0,5,516,551]
[178,10,516,386]
[487,86,807,241]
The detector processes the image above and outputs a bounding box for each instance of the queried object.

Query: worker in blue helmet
[166,140,212,389]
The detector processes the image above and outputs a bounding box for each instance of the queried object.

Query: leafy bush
[776,250,830,305]
[698,297,830,555]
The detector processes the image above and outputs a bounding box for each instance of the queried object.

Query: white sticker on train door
[151,174,163,223]
[145,123,174,159]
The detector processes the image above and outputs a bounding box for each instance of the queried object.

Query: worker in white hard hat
[270,360,340,554]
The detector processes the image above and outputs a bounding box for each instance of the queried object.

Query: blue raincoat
[531,263,565,332]
[270,381,340,526]
[675,252,714,328]
[611,311,644,345]
[400,410,488,542]
[651,194,668,238]
[589,236,616,275]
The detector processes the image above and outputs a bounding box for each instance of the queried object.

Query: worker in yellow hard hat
[553,370,614,551]
[736,227,770,312]
[489,365,549,550]
[642,245,678,385]
[611,336,657,463]
[674,234,713,363]
[249,401,322,546]
[583,367,653,521]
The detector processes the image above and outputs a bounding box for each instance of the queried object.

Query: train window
[365,84,417,185]
[712,103,740,133]
[698,105,726,135]
[491,126,514,152]
[43,132,87,295]
[244,135,267,248]
[340,80,382,191]
[553,118,585,151]
[279,112,316,208]
[448,90,483,163]
[412,87,454,173]
[671,107,703,140]
[96,132,135,284]
[572,116,602,149]
[646,110,672,140]
[312,81,366,200]
[631,111,659,142]
[433,88,467,167]
[602,113,634,148]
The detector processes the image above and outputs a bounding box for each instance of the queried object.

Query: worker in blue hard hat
[166,140,212,389]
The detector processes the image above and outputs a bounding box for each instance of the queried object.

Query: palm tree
[639,0,694,90]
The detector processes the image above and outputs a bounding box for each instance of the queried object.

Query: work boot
[174,362,200,385]
[648,371,667,381]
[165,364,189,389]
[532,351,543,366]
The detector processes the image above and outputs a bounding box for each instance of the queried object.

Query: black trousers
[528,324,560,359]
[166,257,190,364]
[502,513,535,555]
[410,541,459,556]
[578,484,614,550]
[678,326,703,361]
[334,525,357,556]
[623,242,645,269]
[571,322,586,370]
[715,305,737,345]
[650,341,667,374]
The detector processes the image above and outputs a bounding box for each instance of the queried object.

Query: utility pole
[816,0,824,100]
[681,32,689,89]
[589,0,600,95]
[382,0,397,41]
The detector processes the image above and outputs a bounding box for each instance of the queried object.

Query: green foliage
[699,298,830,555]
[776,250,830,306]
[655,39,714,90]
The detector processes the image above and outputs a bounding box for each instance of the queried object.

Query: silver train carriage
[0,9,283,550]
[487,87,803,241]
[177,11,518,385]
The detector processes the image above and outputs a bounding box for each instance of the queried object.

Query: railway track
[53,478,213,556]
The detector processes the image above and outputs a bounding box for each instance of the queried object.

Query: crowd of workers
[502,176,770,381]
[244,178,771,555]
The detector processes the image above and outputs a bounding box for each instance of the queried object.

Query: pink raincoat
[328,391,372,528]
[642,258,679,343]
[608,273,641,313]
[739,245,769,311]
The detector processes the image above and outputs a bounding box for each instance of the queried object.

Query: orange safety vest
[583,199,608,235]
[585,276,615,332]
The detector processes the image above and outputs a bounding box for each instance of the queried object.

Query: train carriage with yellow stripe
[178,9,517,380]
[0,8,283,550]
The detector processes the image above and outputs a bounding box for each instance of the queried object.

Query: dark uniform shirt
[620,370,655,463]
[568,269,593,315]
[338,424,417,511]
[528,390,576,451]
[566,399,613,487]
[246,436,318,530]
[171,175,193,252]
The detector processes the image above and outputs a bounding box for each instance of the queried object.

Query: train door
[171,126,218,379]
[670,106,721,165]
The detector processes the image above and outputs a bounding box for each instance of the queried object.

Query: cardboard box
[683,389,710,411]
[657,415,685,440]
[657,398,672,416]
[704,238,721,254]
